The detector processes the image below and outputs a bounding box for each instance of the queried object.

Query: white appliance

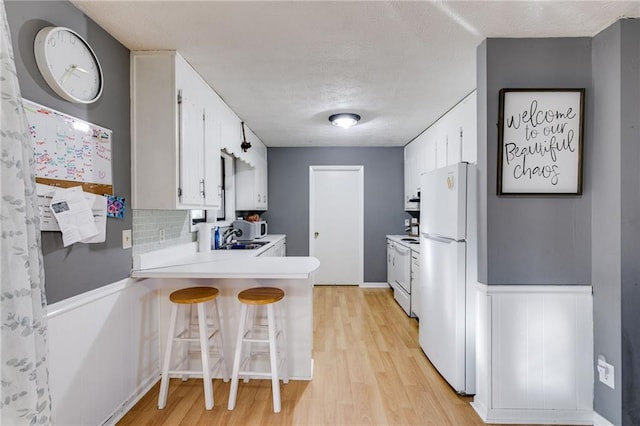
[231,220,267,240]
[419,162,476,395]
[392,241,412,315]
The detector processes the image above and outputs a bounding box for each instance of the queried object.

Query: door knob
[314,232,319,239]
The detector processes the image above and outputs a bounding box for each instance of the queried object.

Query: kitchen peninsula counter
[132,256,319,280]
[131,235,319,380]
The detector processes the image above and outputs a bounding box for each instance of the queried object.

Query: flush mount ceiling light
[329,113,361,129]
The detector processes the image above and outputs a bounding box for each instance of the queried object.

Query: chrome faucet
[222,228,241,247]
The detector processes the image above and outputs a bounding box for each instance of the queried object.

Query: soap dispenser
[214,226,220,250]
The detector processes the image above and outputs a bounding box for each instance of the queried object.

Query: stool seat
[237,287,284,305]
[170,286,219,304]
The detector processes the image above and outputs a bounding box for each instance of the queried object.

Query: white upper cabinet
[403,90,477,210]
[404,138,421,211]
[459,91,477,164]
[131,51,220,209]
[235,127,268,211]
[218,101,243,158]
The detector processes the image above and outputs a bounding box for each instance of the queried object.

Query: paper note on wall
[36,184,107,247]
[82,194,107,243]
[49,186,99,246]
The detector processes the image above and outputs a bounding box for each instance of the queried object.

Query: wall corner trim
[593,412,615,426]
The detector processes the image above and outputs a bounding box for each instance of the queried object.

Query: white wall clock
[34,26,104,104]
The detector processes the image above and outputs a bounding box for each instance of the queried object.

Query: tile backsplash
[132,209,195,255]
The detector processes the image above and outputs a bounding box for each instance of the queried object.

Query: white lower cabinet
[387,239,396,289]
[410,249,420,318]
[259,238,286,257]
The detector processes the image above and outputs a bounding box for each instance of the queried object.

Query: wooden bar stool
[228,287,288,413]
[158,286,229,410]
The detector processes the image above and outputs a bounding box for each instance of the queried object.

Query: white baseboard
[101,375,160,426]
[360,282,390,288]
[593,412,615,426]
[471,403,593,425]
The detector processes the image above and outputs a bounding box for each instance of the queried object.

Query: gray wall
[477,38,592,285]
[479,27,640,425]
[592,19,640,426]
[264,147,408,283]
[6,1,131,303]
[618,20,640,426]
[591,22,623,425]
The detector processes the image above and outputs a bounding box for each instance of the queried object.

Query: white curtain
[0,1,52,424]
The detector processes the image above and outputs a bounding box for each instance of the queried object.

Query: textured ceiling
[71,1,640,147]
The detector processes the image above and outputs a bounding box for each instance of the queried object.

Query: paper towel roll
[196,222,213,252]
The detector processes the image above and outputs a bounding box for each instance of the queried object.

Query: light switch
[122,229,132,249]
[597,355,615,389]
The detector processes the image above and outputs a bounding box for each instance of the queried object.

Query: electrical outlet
[159,228,166,242]
[597,355,615,389]
[122,229,132,249]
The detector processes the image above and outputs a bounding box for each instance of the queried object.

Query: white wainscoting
[47,278,160,425]
[472,284,593,425]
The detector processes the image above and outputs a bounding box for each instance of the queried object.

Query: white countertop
[387,234,420,252]
[131,234,320,279]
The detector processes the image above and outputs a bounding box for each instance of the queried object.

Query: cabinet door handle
[314,232,319,239]
[200,179,205,198]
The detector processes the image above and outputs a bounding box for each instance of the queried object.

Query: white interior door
[309,166,364,285]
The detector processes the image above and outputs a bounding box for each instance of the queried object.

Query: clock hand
[61,64,78,84]
[61,64,91,84]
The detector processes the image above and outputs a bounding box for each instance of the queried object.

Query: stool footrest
[169,351,225,371]
[242,329,283,343]
[238,354,286,377]
[174,327,220,342]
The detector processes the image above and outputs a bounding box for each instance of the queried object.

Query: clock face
[34,27,103,104]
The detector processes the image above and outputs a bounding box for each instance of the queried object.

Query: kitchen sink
[222,241,269,250]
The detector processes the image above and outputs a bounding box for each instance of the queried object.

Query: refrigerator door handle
[421,234,454,244]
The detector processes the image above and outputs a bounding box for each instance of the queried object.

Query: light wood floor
[118,286,487,425]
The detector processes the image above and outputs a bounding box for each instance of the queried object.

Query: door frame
[309,165,364,285]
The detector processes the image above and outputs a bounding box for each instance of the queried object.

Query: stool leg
[279,304,289,384]
[267,304,281,413]
[197,302,214,410]
[182,304,194,381]
[243,305,255,384]
[158,303,178,409]
[212,298,230,382]
[228,303,248,410]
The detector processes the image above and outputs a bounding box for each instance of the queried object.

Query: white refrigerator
[418,162,476,395]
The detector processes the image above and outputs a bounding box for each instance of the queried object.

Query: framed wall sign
[497,88,585,195]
